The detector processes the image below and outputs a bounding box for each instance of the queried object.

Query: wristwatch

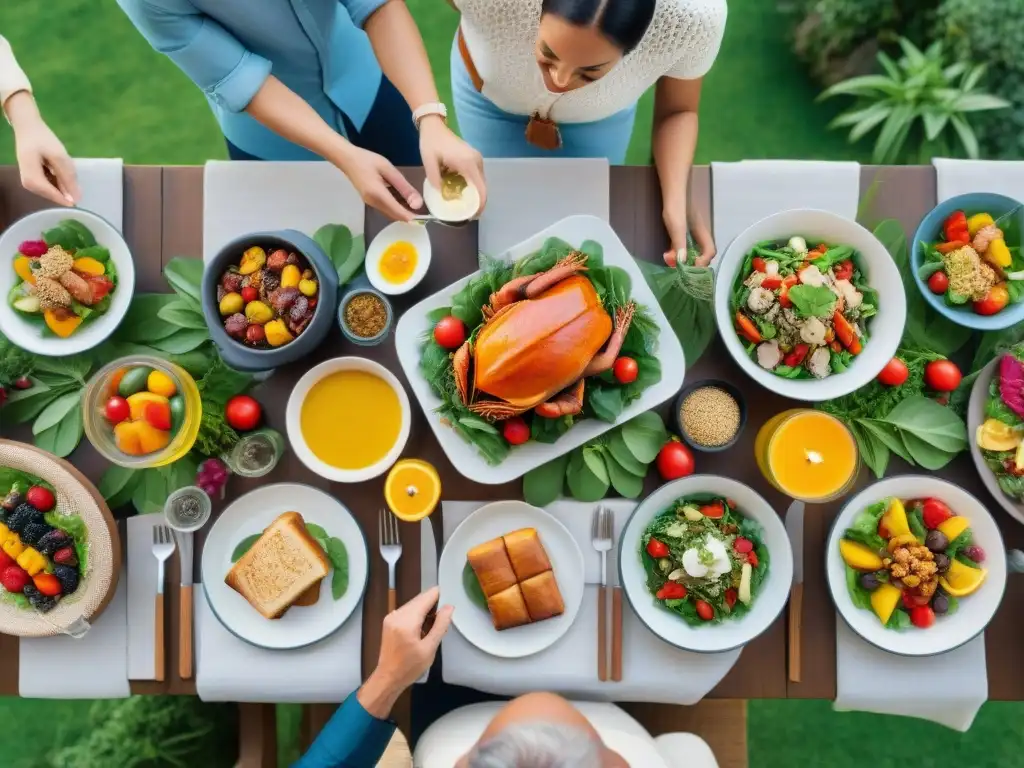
[412,102,448,130]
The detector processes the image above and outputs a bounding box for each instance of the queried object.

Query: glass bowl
[82,355,202,468]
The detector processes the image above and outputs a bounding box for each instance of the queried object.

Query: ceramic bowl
[910,192,1024,331]
[285,357,411,483]
[713,208,906,402]
[365,221,431,296]
[338,286,394,347]
[967,357,1024,526]
[672,378,748,453]
[826,476,1006,656]
[0,208,135,356]
[201,230,339,372]
[619,475,793,653]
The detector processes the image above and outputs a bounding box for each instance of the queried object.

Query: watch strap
[412,102,448,129]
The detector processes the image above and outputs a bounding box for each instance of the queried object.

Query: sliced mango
[126,391,170,422]
[1016,441,1024,472]
[13,256,35,285]
[976,418,1024,453]
[840,539,884,571]
[937,515,970,542]
[880,497,911,537]
[72,257,106,276]
[2,536,25,559]
[44,309,82,338]
[940,559,987,597]
[870,582,902,625]
[114,421,144,456]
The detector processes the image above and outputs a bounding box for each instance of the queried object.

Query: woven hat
[0,439,120,637]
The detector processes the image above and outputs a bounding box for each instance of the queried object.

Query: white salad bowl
[826,476,1006,657]
[967,357,1024,526]
[0,208,135,356]
[619,475,793,653]
[365,221,432,296]
[713,208,906,402]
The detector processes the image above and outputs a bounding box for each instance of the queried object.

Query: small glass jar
[224,427,285,477]
[338,287,393,347]
[164,486,212,533]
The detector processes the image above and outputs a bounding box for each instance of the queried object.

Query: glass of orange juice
[755,409,859,502]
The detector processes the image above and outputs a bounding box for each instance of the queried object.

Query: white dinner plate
[826,476,1006,657]
[393,214,686,484]
[438,500,585,658]
[967,357,1024,526]
[619,475,792,654]
[0,208,135,356]
[201,483,369,650]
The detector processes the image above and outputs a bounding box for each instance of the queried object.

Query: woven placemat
[0,439,120,637]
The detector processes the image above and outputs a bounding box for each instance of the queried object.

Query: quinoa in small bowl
[672,379,747,453]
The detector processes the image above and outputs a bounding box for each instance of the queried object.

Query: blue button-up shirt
[293,692,396,768]
[117,0,387,160]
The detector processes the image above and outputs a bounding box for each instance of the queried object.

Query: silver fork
[379,508,403,613]
[592,506,612,682]
[152,525,176,683]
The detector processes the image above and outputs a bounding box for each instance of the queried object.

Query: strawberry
[53,547,78,567]
[1,565,30,593]
[32,572,62,597]
[0,551,15,571]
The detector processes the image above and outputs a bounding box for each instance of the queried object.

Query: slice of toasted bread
[225,511,331,619]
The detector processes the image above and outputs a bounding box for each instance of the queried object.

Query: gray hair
[467,722,602,768]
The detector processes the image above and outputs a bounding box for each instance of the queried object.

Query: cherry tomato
[725,588,738,609]
[973,283,1010,316]
[656,582,687,601]
[656,440,695,481]
[924,359,962,392]
[646,538,670,558]
[241,286,258,304]
[224,394,262,431]
[700,501,725,519]
[751,257,767,273]
[921,498,954,529]
[909,605,935,629]
[833,260,854,281]
[143,402,172,431]
[696,600,714,621]
[433,316,467,349]
[747,550,759,567]
[733,537,754,554]
[877,358,909,387]
[613,357,639,384]
[903,590,931,610]
[104,396,130,424]
[502,417,530,445]
[927,270,949,294]
[760,274,783,290]
[26,486,55,512]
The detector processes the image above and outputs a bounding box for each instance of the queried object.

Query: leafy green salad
[640,495,769,625]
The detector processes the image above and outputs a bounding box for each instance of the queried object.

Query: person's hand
[334,143,423,222]
[6,92,79,207]
[419,116,487,214]
[358,587,453,718]
[662,198,715,268]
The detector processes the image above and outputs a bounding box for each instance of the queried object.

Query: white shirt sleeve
[0,34,32,107]
[664,0,727,80]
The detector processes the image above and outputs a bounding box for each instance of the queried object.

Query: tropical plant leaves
[314,224,364,286]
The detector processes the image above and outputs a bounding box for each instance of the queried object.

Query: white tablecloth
[934,158,1024,202]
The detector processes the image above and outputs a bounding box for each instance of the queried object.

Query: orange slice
[385,459,441,522]
[939,559,987,597]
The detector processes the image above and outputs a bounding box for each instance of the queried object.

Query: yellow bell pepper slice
[986,238,1012,268]
[967,213,995,237]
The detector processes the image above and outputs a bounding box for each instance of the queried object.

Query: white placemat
[478,158,609,257]
[834,619,987,731]
[72,158,124,231]
[126,514,159,680]
[18,566,130,699]
[711,160,861,252]
[934,158,1024,202]
[194,586,364,703]
[202,160,364,262]
[440,500,740,704]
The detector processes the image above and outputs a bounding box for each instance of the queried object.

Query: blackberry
[20,522,53,547]
[22,584,57,613]
[6,503,42,534]
[36,529,72,557]
[53,565,79,595]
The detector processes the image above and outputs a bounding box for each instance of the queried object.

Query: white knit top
[455,0,727,124]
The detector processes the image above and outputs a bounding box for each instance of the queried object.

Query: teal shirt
[117,0,386,159]
[293,692,396,768]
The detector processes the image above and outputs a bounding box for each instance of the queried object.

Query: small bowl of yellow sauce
[365,221,431,296]
[286,357,412,482]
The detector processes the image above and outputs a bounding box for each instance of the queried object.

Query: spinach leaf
[587,384,624,423]
[620,411,668,464]
[607,430,647,476]
[531,414,572,444]
[604,452,644,499]
[326,537,348,599]
[882,396,968,454]
[566,449,609,502]
[163,257,203,306]
[523,453,570,507]
[845,565,872,610]
[787,284,837,318]
[463,562,488,611]
[886,608,912,630]
[231,533,262,563]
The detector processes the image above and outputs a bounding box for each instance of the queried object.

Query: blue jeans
[450,37,637,163]
[227,76,419,165]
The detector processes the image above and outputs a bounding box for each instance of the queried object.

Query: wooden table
[2,163,1023,733]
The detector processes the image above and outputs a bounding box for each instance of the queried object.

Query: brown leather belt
[458,26,484,92]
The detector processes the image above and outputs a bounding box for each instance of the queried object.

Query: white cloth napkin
[18,567,130,699]
[441,500,740,705]
[934,158,1024,202]
[72,158,124,231]
[194,586,364,703]
[834,620,987,731]
[126,515,160,680]
[478,158,609,257]
[711,160,861,252]
[202,160,364,262]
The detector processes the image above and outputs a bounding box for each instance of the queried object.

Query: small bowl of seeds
[339,287,393,346]
[673,379,747,453]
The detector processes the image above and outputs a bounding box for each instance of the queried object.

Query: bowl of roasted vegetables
[202,231,339,372]
[714,209,905,401]
[619,475,792,653]
[827,476,1005,656]
[0,209,134,356]
[912,193,1024,331]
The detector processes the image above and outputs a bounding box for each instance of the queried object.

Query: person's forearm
[4,90,41,133]
[364,0,439,112]
[652,109,699,214]
[356,668,403,719]
[245,75,353,165]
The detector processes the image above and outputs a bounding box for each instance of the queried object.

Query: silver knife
[172,529,195,680]
[785,500,804,684]
[417,517,438,684]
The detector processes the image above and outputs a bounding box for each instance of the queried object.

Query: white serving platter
[968,356,1024,526]
[394,214,686,484]
[201,483,368,650]
[438,500,584,659]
